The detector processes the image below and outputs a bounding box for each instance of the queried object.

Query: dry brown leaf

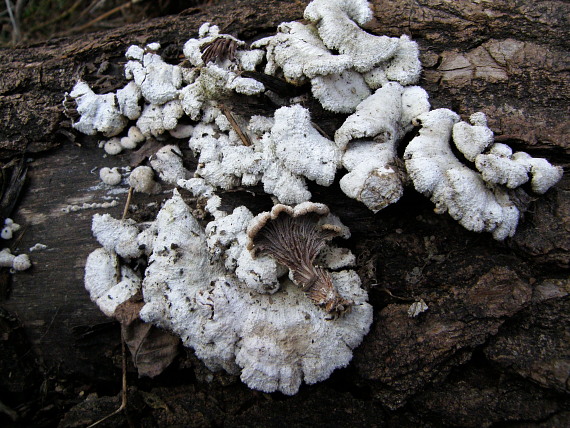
[129,139,164,167]
[113,293,180,378]
[113,292,144,326]
[121,320,180,378]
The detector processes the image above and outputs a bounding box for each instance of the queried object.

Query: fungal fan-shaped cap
[247,203,352,316]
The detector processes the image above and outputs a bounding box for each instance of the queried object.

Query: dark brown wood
[0,1,568,426]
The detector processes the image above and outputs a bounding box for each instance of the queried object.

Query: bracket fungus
[253,21,353,85]
[247,203,353,317]
[65,81,127,137]
[124,43,183,106]
[474,143,563,194]
[403,109,562,240]
[335,82,430,211]
[84,248,141,318]
[71,0,563,397]
[304,0,399,73]
[84,191,372,395]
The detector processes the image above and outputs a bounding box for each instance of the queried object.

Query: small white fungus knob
[100,167,122,186]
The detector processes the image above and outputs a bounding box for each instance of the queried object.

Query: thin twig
[9,224,27,252]
[75,0,107,23]
[0,398,18,422]
[374,285,412,301]
[61,1,133,36]
[311,121,331,140]
[4,0,20,42]
[86,334,128,428]
[219,104,252,146]
[122,187,134,220]
[21,306,60,359]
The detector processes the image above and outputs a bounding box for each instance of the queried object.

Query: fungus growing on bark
[85,190,371,394]
[99,167,122,186]
[1,218,20,240]
[247,203,353,316]
[84,248,141,317]
[65,81,128,137]
[71,0,562,395]
[252,21,352,85]
[0,248,31,271]
[128,166,161,194]
[304,0,399,73]
[335,82,430,211]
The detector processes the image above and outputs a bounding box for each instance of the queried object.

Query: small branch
[374,286,413,301]
[311,121,331,140]
[0,398,18,422]
[4,0,20,42]
[219,104,252,146]
[86,334,128,428]
[61,1,133,36]
[122,187,134,220]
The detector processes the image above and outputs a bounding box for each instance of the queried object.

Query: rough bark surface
[0,0,568,426]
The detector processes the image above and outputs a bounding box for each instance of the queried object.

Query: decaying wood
[0,0,568,426]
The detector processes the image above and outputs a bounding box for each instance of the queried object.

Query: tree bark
[0,0,568,426]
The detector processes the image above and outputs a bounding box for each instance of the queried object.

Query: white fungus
[452,112,494,162]
[125,50,182,106]
[149,145,189,184]
[205,205,282,294]
[474,143,563,194]
[267,105,340,187]
[104,138,123,155]
[128,166,161,194]
[304,0,399,72]
[29,243,48,252]
[335,83,429,211]
[70,0,563,398]
[12,254,32,271]
[86,191,372,395]
[137,101,185,137]
[84,248,141,317]
[404,109,521,240]
[125,45,144,61]
[62,200,119,213]
[127,125,145,144]
[169,123,194,139]
[408,299,428,317]
[116,81,142,120]
[376,35,422,86]
[310,69,371,113]
[0,248,31,271]
[146,42,161,51]
[119,136,137,150]
[99,167,122,186]
[253,21,353,85]
[91,214,143,259]
[1,218,21,240]
[0,248,15,266]
[67,81,127,137]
